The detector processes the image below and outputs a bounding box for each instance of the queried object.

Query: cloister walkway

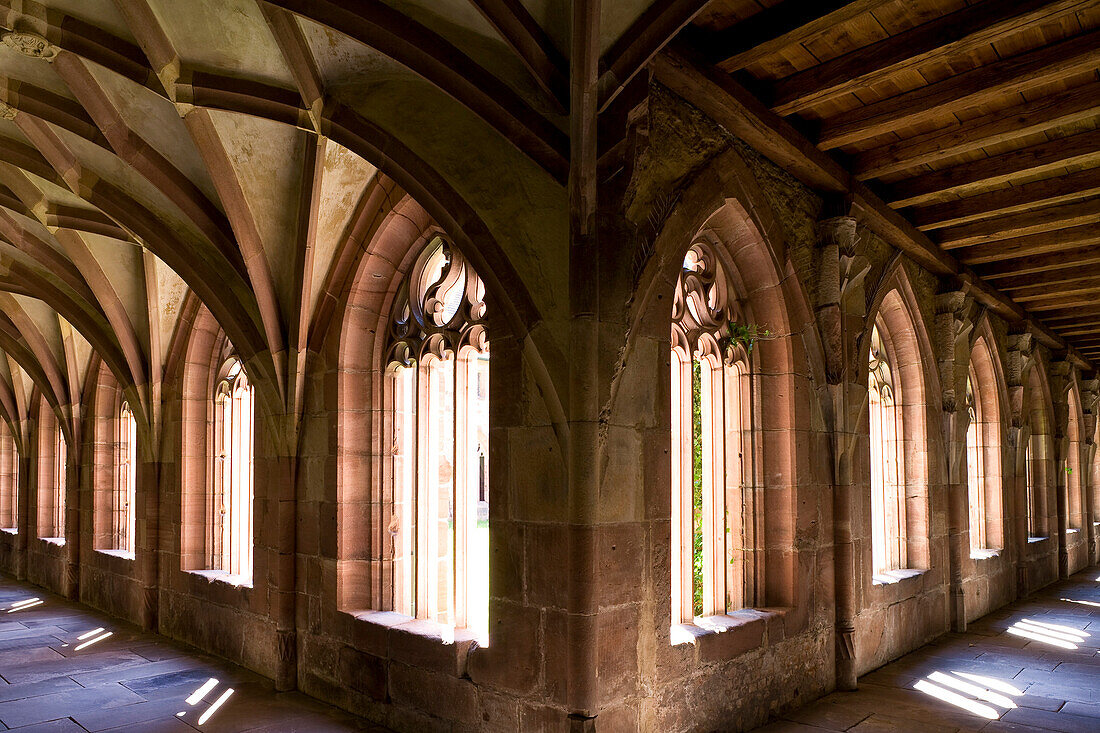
[758,566,1100,732]
[0,574,386,732]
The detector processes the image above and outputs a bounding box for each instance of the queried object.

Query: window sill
[1065,528,1080,535]
[970,548,1001,560]
[96,549,135,561]
[670,608,786,662]
[39,537,65,546]
[345,609,483,676]
[352,609,486,648]
[0,527,16,535]
[1027,536,1049,544]
[872,568,925,586]
[188,569,253,588]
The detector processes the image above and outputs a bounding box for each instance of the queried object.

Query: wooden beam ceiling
[658,0,1100,367]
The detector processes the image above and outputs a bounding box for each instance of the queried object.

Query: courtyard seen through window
[670,242,754,624]
[868,323,906,575]
[386,237,490,639]
[211,358,254,579]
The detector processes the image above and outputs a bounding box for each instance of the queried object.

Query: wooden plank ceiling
[673,0,1100,361]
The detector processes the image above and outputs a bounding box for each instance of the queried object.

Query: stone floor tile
[7,718,88,732]
[0,683,144,728]
[0,575,380,733]
[753,567,1100,733]
[1000,706,1100,733]
[846,713,961,732]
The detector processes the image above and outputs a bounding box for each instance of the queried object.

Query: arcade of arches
[0,1,1097,731]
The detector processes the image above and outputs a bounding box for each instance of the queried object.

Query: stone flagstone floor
[0,573,389,733]
[756,565,1100,732]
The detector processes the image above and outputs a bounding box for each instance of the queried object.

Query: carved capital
[1006,331,1035,389]
[934,289,977,414]
[1,31,59,61]
[818,215,859,255]
[0,101,16,121]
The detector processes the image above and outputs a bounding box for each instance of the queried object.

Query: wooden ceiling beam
[696,0,891,72]
[1028,307,1100,325]
[977,244,1100,280]
[469,0,568,112]
[906,167,1100,231]
[1027,296,1100,312]
[938,197,1100,249]
[853,82,1100,179]
[651,46,960,279]
[650,46,1043,329]
[769,0,1091,115]
[1058,326,1100,338]
[598,0,711,111]
[816,28,1100,150]
[996,265,1100,292]
[1016,280,1100,302]
[957,223,1100,264]
[885,128,1100,208]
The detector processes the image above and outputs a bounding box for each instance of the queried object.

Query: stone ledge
[95,548,135,561]
[347,609,481,677]
[39,536,65,547]
[670,607,788,663]
[187,568,253,589]
[0,527,16,535]
[871,568,925,586]
[969,548,1001,561]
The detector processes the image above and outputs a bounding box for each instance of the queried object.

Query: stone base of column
[275,629,297,691]
[951,586,966,633]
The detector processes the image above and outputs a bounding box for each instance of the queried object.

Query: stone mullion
[816,213,868,691]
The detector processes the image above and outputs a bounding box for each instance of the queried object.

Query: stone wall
[0,81,1096,733]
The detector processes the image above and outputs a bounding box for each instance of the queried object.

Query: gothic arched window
[670,241,755,624]
[211,357,254,578]
[114,401,137,553]
[868,323,906,574]
[385,237,489,638]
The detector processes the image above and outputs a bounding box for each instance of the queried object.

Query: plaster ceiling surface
[0,0,621,439]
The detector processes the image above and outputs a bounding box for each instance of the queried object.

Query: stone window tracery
[385,236,489,639]
[114,401,137,553]
[210,356,254,579]
[868,323,906,574]
[670,241,755,624]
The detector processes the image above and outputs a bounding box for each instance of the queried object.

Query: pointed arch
[863,262,939,577]
[967,322,1006,553]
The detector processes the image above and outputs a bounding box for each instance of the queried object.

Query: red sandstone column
[14,425,29,580]
[817,213,867,691]
[137,457,159,630]
[64,408,81,601]
[565,0,600,728]
[934,291,977,633]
